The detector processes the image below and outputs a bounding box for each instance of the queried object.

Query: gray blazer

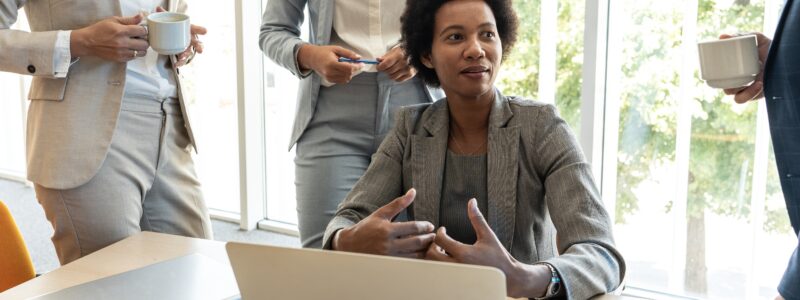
[0,0,195,189]
[259,0,440,150]
[323,90,626,299]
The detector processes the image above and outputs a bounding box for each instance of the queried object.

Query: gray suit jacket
[0,0,195,189]
[259,0,440,150]
[323,90,626,299]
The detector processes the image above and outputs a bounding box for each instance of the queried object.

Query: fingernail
[470,199,481,211]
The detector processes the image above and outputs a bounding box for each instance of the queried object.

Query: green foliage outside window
[497,0,790,297]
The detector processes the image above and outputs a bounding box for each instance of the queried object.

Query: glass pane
[609,0,688,296]
[0,10,29,177]
[262,2,310,224]
[0,74,26,176]
[180,3,240,214]
[497,0,584,132]
[609,0,794,299]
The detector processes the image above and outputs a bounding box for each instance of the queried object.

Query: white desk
[0,232,231,300]
[0,231,631,300]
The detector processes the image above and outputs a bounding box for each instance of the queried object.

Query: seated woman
[321,0,626,298]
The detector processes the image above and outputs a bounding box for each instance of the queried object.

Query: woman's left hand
[377,46,416,82]
[425,199,525,296]
[156,6,206,67]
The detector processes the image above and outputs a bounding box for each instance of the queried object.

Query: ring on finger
[133,50,138,58]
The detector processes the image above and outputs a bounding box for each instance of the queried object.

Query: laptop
[225,242,507,300]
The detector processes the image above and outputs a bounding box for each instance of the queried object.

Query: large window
[0,11,29,179]
[605,0,794,298]
[181,3,241,214]
[260,2,310,225]
[497,0,585,132]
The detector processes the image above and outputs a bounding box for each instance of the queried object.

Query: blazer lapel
[487,91,519,250]
[411,102,449,226]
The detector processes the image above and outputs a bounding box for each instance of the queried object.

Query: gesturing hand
[425,199,516,268]
[70,14,149,62]
[426,199,541,298]
[377,46,416,82]
[333,189,436,258]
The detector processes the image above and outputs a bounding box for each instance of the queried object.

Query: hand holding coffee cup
[698,35,760,89]
[148,6,206,67]
[698,33,772,103]
[145,11,191,55]
[719,33,772,103]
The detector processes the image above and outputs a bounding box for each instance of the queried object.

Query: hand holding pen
[338,47,417,83]
[375,46,417,83]
[296,44,364,84]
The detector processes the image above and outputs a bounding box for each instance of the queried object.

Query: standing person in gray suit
[322,1,625,298]
[260,0,442,248]
[0,0,212,265]
[720,0,799,298]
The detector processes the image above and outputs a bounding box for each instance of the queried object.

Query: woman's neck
[446,90,494,135]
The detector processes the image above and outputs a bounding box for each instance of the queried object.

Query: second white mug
[147,12,191,55]
[697,35,760,89]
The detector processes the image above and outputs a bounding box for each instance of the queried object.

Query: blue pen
[338,57,379,65]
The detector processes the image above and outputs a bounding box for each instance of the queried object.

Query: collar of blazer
[411,88,520,250]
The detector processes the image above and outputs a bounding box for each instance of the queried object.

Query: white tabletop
[0,231,231,300]
[0,231,632,300]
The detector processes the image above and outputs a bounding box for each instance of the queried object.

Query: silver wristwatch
[535,263,562,299]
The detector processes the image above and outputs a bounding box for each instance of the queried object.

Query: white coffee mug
[697,35,760,89]
[146,12,191,55]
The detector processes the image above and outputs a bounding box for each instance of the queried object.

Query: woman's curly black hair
[400,0,519,87]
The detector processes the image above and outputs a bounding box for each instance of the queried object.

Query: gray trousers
[35,96,213,265]
[295,72,431,248]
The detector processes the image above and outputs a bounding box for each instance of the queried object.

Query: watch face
[548,282,561,296]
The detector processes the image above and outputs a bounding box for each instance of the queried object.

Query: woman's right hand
[332,189,436,258]
[297,44,364,84]
[70,14,149,62]
[720,32,772,103]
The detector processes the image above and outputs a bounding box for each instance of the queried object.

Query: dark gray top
[439,150,489,244]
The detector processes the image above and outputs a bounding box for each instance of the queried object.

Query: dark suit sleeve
[321,108,410,249]
[779,232,800,300]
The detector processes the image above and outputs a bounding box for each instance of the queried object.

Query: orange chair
[0,200,36,292]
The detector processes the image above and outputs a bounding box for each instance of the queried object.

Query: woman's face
[423,0,502,100]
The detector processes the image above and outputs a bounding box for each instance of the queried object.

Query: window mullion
[580,0,610,193]
[669,0,698,291]
[236,0,268,230]
[538,0,557,104]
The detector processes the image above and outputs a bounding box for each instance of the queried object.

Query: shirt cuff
[53,30,73,78]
